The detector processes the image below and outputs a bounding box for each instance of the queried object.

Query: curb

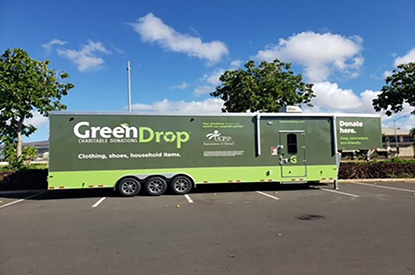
[339,178,415,183]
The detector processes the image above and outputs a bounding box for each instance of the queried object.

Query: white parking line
[184,194,193,203]
[0,192,45,209]
[319,188,360,198]
[351,182,415,193]
[255,191,280,200]
[92,197,107,208]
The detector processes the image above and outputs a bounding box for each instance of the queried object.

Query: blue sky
[1,0,414,142]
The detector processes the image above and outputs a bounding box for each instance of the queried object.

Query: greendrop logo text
[73,121,190,148]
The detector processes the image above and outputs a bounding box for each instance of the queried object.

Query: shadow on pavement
[0,188,115,201]
[0,182,329,201]
[191,182,326,194]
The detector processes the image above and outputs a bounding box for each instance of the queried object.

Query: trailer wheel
[170,175,193,195]
[144,176,167,196]
[117,177,141,197]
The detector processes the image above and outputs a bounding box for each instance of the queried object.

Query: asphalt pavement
[0,181,414,275]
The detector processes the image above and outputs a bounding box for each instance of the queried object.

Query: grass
[1,162,48,172]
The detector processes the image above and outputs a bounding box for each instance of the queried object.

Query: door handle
[279,154,284,165]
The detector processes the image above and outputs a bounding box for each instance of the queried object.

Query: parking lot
[1,181,414,275]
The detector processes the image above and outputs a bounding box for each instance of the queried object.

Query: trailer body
[48,112,381,195]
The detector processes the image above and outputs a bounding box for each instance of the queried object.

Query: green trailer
[48,111,382,196]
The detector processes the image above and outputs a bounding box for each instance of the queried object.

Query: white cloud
[57,40,111,72]
[310,83,415,132]
[194,85,213,96]
[42,39,66,52]
[405,115,415,131]
[193,60,244,96]
[383,48,415,79]
[358,89,382,113]
[383,70,393,79]
[255,32,364,82]
[381,108,415,132]
[130,13,229,64]
[131,98,224,114]
[203,69,224,86]
[394,47,415,66]
[27,110,48,128]
[306,82,386,116]
[171,82,189,89]
[230,60,243,69]
[193,70,223,96]
[312,82,363,111]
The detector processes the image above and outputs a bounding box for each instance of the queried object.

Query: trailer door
[278,131,307,178]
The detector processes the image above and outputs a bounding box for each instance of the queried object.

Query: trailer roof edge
[49,111,381,118]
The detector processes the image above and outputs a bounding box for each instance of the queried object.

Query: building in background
[381,128,414,158]
[0,141,49,161]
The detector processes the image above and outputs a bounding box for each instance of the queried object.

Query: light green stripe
[49,165,338,189]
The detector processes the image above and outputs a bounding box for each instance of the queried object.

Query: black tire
[170,175,193,195]
[144,176,167,196]
[117,177,141,197]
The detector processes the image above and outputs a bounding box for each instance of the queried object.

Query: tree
[373,62,415,116]
[23,146,38,164]
[0,48,74,163]
[3,142,38,169]
[210,59,314,112]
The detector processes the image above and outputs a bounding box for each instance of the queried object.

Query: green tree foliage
[373,62,415,116]
[3,142,38,170]
[0,48,74,164]
[24,146,38,163]
[210,59,314,112]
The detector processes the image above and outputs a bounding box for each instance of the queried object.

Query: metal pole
[332,115,340,190]
[393,120,398,157]
[393,115,408,158]
[256,113,261,156]
[127,61,132,112]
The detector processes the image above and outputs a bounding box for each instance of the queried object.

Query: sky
[1,0,414,142]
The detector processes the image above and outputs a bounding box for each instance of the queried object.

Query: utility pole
[127,60,132,112]
[393,115,408,158]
